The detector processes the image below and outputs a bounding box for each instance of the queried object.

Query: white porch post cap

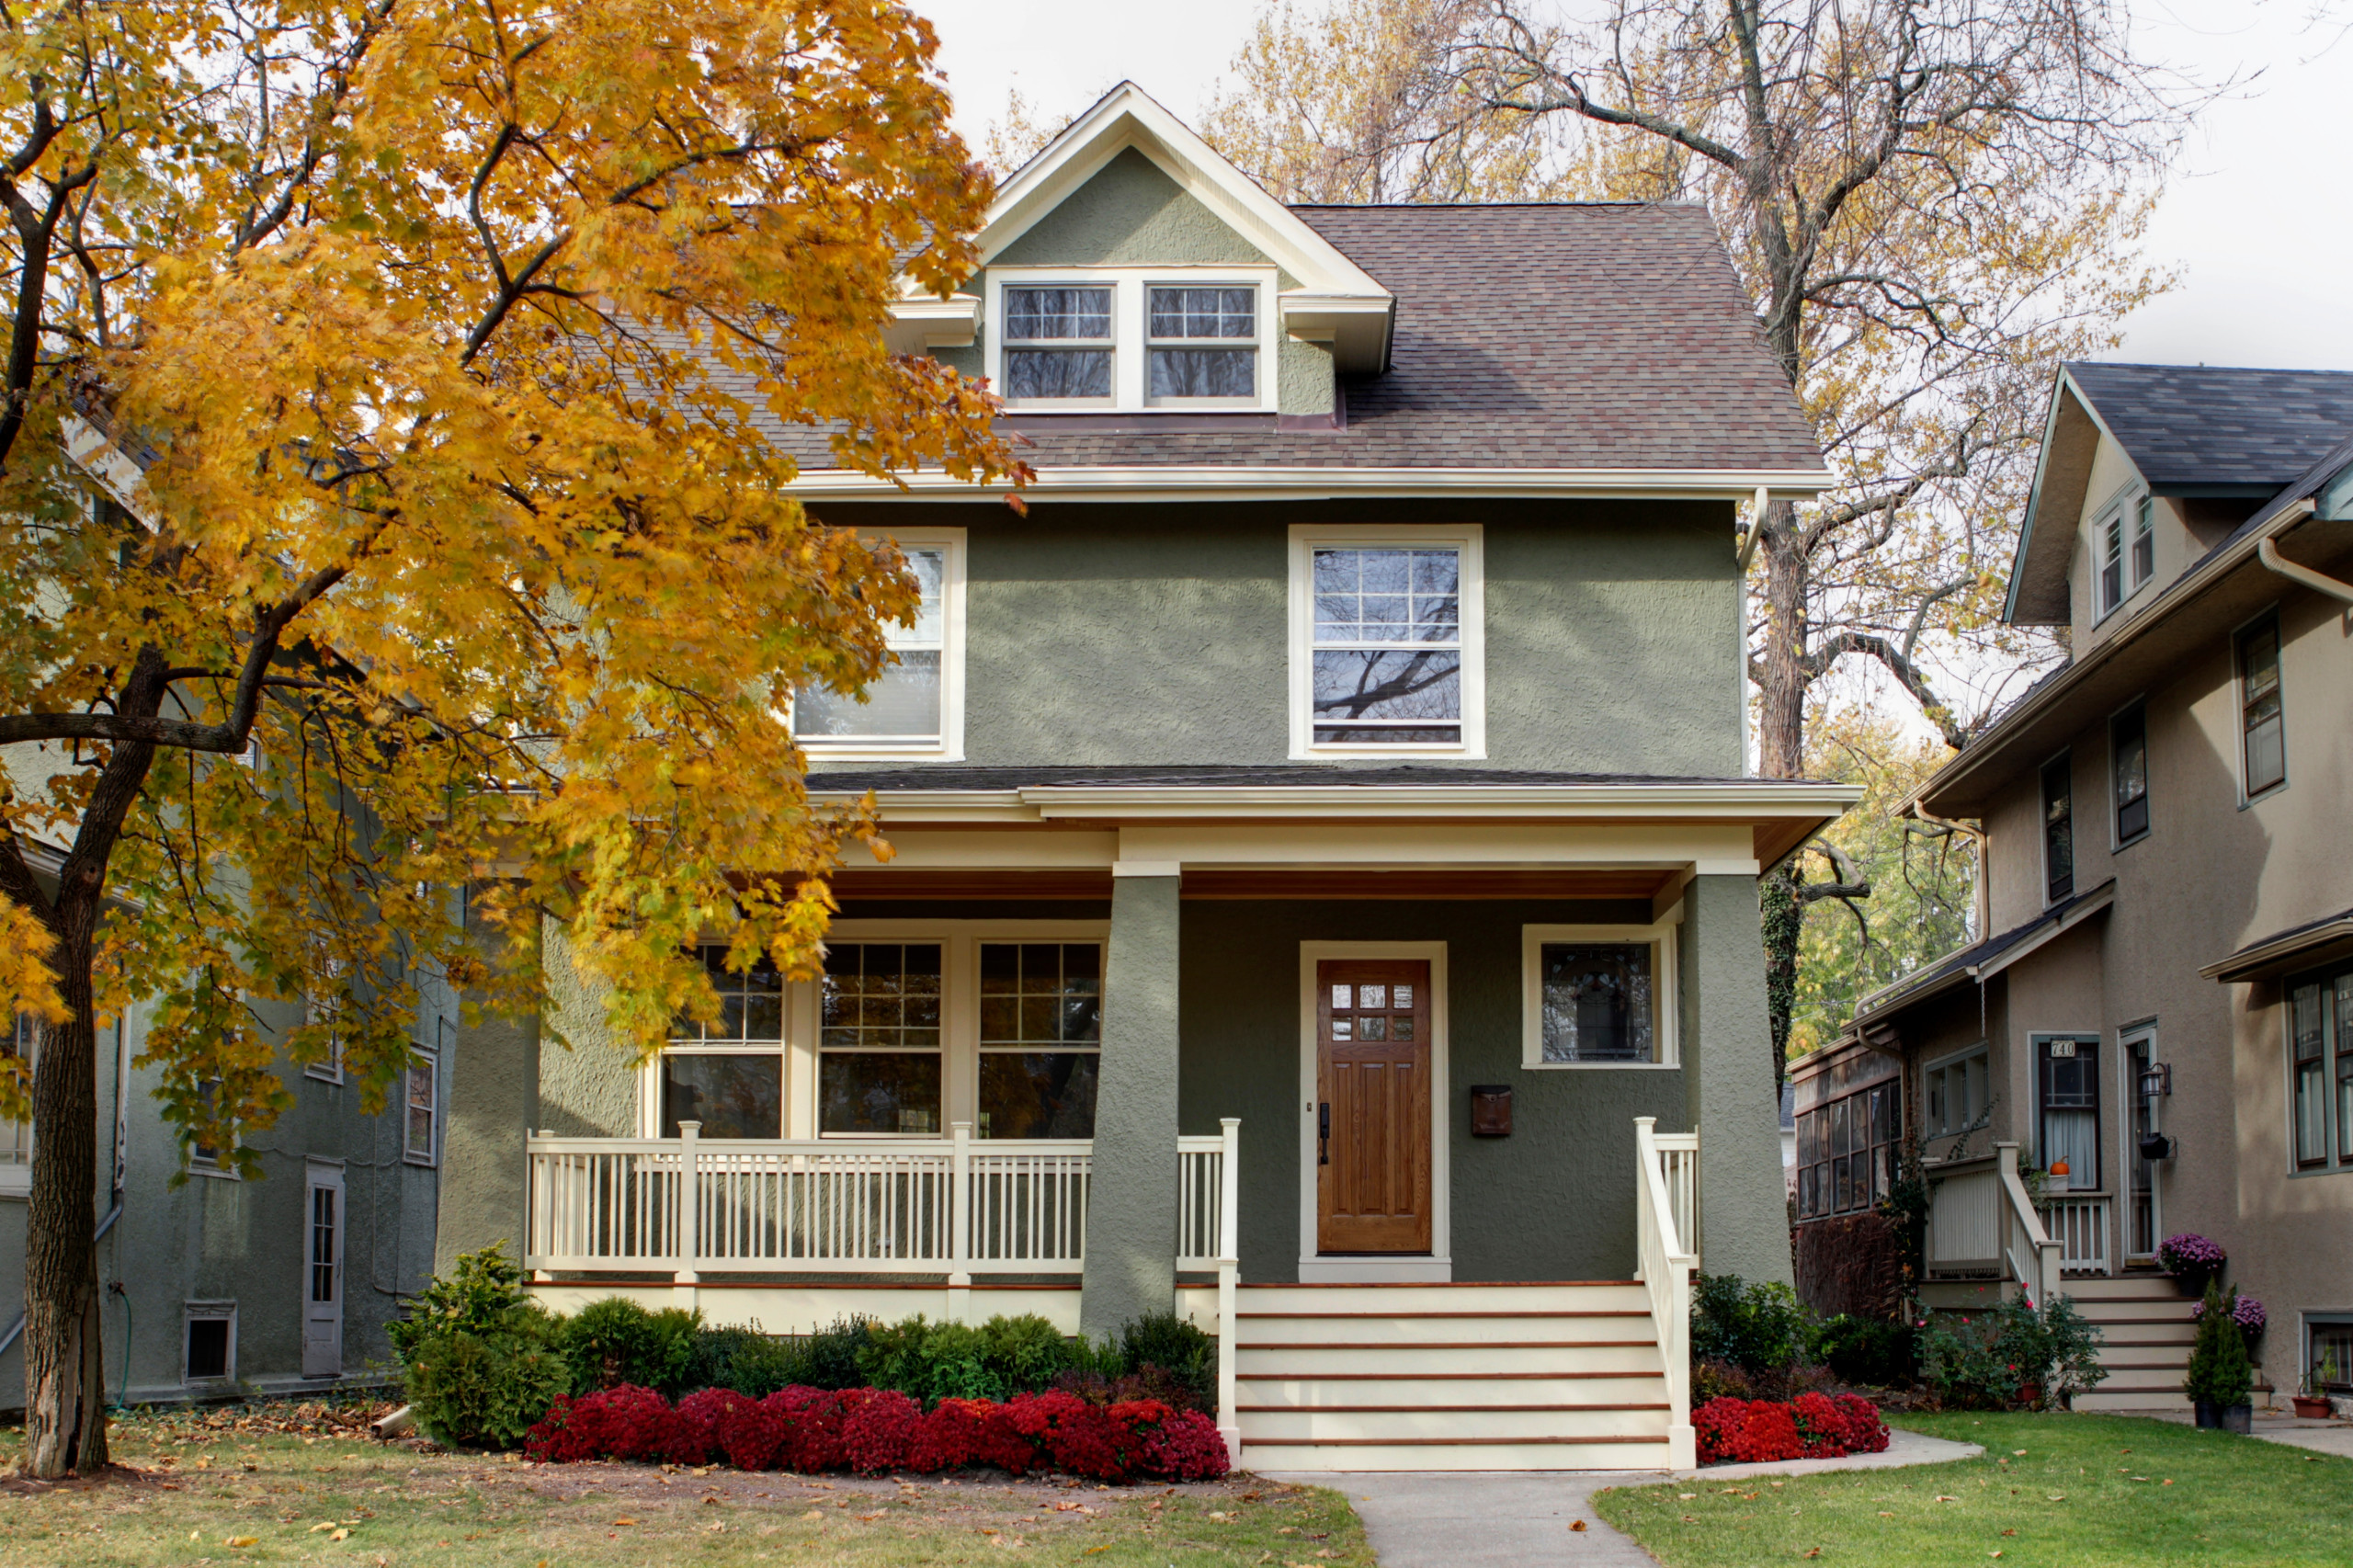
[1111,859,1183,878]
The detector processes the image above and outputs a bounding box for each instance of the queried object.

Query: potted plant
[2295,1351,2340,1421]
[2158,1233,2226,1297]
[2184,1282,2255,1434]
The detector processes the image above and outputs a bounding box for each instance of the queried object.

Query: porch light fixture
[2138,1062,2172,1099]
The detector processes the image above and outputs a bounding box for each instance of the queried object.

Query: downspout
[2256,535,2353,606]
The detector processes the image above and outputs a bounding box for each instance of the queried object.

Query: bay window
[2289,968,2353,1173]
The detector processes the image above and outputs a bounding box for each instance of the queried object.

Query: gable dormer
[2007,362,2353,652]
[887,83,1392,423]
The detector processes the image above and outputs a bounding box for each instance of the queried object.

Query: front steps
[2065,1274,2196,1412]
[1233,1281,1677,1471]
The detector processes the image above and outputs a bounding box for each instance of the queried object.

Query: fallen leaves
[1570,1519,1587,1531]
[225,1537,257,1548]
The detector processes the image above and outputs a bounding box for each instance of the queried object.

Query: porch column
[1080,863,1182,1340]
[1686,873,1794,1286]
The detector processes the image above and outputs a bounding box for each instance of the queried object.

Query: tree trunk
[24,949,104,1476]
[1753,513,1813,1078]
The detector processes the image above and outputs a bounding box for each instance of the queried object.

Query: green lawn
[0,1409,1372,1568]
[1593,1412,2353,1567]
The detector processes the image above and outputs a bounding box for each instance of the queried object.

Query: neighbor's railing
[1632,1117,1699,1470]
[1921,1144,2064,1302]
[1995,1143,2065,1302]
[2037,1193,2111,1278]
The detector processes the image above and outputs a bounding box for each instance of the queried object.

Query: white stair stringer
[1232,1280,1677,1471]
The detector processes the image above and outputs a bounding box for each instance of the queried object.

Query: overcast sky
[920,0,2353,372]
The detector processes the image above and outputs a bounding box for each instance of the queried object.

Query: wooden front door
[1316,960,1433,1254]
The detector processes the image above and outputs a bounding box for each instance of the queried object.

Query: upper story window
[2290,968,2353,1172]
[1290,524,1484,757]
[1923,1044,1990,1144]
[2111,703,2149,846]
[2237,614,2285,799]
[791,530,964,760]
[988,270,1276,413]
[2040,752,2075,903]
[2093,490,2154,619]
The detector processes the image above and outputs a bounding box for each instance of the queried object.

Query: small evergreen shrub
[980,1312,1079,1393]
[791,1316,876,1392]
[859,1317,1006,1404]
[1814,1313,1916,1387]
[1118,1312,1215,1408]
[558,1295,702,1395]
[387,1244,573,1449]
[688,1325,802,1399]
[1691,1274,1814,1381]
[2184,1283,2255,1410]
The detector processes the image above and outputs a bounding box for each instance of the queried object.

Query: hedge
[525,1382,1229,1483]
[1692,1392,1889,1465]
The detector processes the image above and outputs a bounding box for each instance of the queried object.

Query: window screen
[1311,547,1462,745]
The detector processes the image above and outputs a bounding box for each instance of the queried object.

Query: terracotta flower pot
[2292,1395,2333,1420]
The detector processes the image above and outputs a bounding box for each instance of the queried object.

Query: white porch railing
[1924,1143,2063,1303]
[2037,1194,2111,1276]
[1632,1117,1698,1470]
[527,1118,1245,1450]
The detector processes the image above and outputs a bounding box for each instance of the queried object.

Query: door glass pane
[310,1186,336,1303]
[661,1054,783,1139]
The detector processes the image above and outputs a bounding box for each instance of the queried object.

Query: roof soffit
[965,82,1392,312]
[2006,374,2120,626]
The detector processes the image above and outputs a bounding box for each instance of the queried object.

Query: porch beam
[1081,865,1184,1338]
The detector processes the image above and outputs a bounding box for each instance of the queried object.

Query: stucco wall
[811,498,1745,778]
[1081,874,1182,1335]
[538,921,640,1139]
[1684,875,1796,1285]
[1176,897,1693,1284]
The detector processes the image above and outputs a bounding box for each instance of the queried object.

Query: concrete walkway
[2141,1407,2353,1459]
[1263,1428,1982,1568]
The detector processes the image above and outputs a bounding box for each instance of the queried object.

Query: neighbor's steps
[1233,1281,1675,1471]
[2064,1274,2197,1412]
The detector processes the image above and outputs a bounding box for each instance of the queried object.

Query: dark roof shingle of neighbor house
[2065,361,2353,490]
[770,203,1823,475]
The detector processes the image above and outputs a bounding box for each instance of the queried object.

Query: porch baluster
[1216,1117,1240,1460]
[674,1120,700,1309]
[949,1121,974,1323]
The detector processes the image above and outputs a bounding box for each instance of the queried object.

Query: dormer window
[2092,488,2153,620]
[987,270,1276,413]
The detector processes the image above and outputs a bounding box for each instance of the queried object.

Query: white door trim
[301,1160,345,1378]
[1296,940,1451,1283]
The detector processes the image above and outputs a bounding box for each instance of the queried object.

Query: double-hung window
[1291,526,1483,756]
[792,531,964,759]
[2097,511,2125,616]
[1146,287,1256,403]
[1923,1045,1990,1146]
[2131,496,2156,586]
[662,945,786,1139]
[1002,287,1114,403]
[2290,968,2353,1173]
[819,942,943,1135]
[2237,615,2286,799]
[977,942,1102,1137]
[2111,703,2149,846]
[2093,492,2153,619]
[404,1023,442,1165]
[2040,753,2075,903]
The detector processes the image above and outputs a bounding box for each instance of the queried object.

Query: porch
[520,1118,1704,1467]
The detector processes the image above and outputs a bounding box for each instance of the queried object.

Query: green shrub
[980,1313,1078,1394]
[688,1325,801,1399]
[387,1244,570,1449]
[1916,1294,2107,1410]
[860,1316,1007,1403]
[1120,1312,1215,1408]
[1815,1313,1916,1387]
[558,1296,702,1396]
[792,1316,876,1391]
[2185,1283,2255,1409]
[1691,1273,1813,1378]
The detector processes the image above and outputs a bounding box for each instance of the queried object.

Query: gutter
[787,464,1835,504]
[2257,529,2353,605]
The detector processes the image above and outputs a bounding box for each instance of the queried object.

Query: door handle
[1318,1102,1331,1165]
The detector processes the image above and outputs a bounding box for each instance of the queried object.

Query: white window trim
[2,1012,34,1196]
[641,921,1110,1141]
[985,267,1279,414]
[2088,482,2150,621]
[1921,1042,1992,1143]
[1296,939,1451,1282]
[1287,522,1485,760]
[1519,916,1681,1070]
[403,1039,442,1167]
[790,527,966,763]
[184,1301,239,1384]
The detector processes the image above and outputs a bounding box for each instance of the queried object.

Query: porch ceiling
[821,867,1683,903]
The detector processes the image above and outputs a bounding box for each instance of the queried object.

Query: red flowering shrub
[843,1389,924,1473]
[526,1382,1225,1482]
[1692,1392,1889,1466]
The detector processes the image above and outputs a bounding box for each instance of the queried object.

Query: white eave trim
[804,780,1860,823]
[884,295,981,353]
[789,465,1836,504]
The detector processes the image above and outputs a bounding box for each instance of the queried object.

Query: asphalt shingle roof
[773,203,1821,475]
[2065,361,2353,490]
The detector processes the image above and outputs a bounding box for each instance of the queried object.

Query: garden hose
[110,1280,131,1408]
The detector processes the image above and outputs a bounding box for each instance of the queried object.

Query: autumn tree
[1203,0,2193,1080]
[0,0,1017,1477]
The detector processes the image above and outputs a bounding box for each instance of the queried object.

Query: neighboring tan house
[431,84,1854,1471]
[1791,361,2353,1413]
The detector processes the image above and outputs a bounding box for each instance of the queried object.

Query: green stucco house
[438,83,1853,1470]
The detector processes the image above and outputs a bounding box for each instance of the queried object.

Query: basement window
[185,1304,237,1383]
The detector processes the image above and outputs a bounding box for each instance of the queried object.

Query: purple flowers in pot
[2158,1233,2226,1276]
[2194,1294,2267,1336]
